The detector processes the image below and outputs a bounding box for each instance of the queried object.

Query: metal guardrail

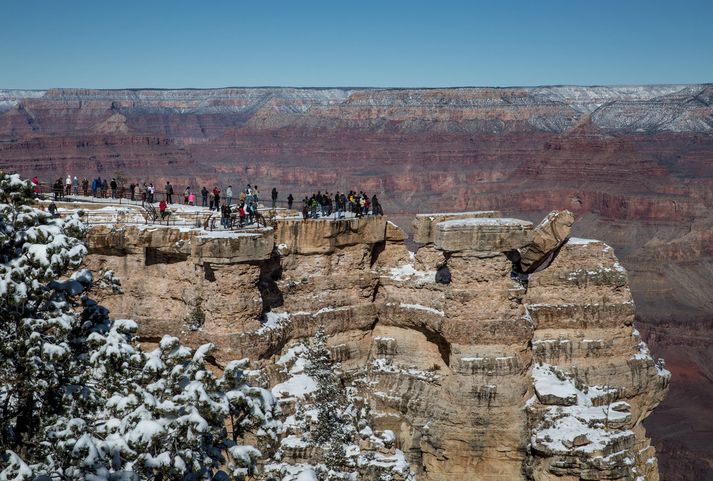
[57,198,283,232]
[35,182,379,212]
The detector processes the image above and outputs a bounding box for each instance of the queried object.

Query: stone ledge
[275,216,387,255]
[191,231,274,265]
[412,211,501,244]
[434,217,533,252]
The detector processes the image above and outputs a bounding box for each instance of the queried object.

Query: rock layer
[2,86,709,479]
[83,212,669,481]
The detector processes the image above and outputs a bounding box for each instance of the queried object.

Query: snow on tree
[0,172,88,463]
[304,326,353,473]
[0,173,280,481]
[265,327,416,481]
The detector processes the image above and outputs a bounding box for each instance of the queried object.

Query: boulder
[518,210,574,273]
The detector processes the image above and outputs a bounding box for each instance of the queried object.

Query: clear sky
[1,0,712,89]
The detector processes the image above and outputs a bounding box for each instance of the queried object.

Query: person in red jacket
[159,199,168,220]
[238,203,246,227]
[212,187,221,211]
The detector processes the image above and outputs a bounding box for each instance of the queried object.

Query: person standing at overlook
[159,199,168,219]
[226,185,233,206]
[371,194,383,216]
[335,192,343,219]
[53,178,62,200]
[201,186,208,207]
[287,193,294,210]
[271,187,278,209]
[238,202,246,226]
[213,186,221,211]
[165,181,173,204]
[31,176,40,197]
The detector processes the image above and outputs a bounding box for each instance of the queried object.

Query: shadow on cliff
[258,255,284,312]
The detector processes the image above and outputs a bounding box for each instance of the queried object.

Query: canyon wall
[82,213,669,481]
[2,86,712,479]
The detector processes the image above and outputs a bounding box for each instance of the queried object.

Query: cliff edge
[82,211,670,481]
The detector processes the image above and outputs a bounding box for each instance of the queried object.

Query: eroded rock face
[518,209,574,273]
[83,212,669,481]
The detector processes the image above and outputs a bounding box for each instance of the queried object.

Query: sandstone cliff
[82,211,669,481]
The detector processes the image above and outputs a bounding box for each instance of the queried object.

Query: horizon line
[2,82,712,92]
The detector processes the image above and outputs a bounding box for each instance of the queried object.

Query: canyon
[2,86,713,479]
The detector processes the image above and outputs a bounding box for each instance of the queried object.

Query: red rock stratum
[2,85,713,479]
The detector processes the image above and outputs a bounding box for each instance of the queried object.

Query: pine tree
[0,173,280,481]
[0,172,88,461]
[304,326,353,473]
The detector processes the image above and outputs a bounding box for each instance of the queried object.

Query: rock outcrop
[82,210,669,481]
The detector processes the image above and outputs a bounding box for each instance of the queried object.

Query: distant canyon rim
[2,85,713,480]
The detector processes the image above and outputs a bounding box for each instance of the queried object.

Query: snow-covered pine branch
[0,173,280,481]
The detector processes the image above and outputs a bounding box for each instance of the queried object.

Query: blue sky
[1,0,711,89]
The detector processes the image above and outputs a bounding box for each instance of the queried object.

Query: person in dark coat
[371,194,383,216]
[53,179,62,200]
[302,197,309,220]
[221,202,232,228]
[165,182,174,204]
[201,186,209,207]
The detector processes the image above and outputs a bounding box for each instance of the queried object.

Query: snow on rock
[272,344,317,400]
[438,217,529,229]
[386,263,436,283]
[567,237,601,245]
[70,268,93,286]
[257,310,291,335]
[277,344,310,375]
[631,331,671,380]
[530,363,636,466]
[358,449,412,478]
[533,364,579,405]
[271,374,318,401]
[371,357,442,382]
[265,463,319,481]
[399,302,444,316]
[281,434,310,448]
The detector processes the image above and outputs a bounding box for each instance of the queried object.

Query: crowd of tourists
[33,175,385,229]
[300,190,383,219]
